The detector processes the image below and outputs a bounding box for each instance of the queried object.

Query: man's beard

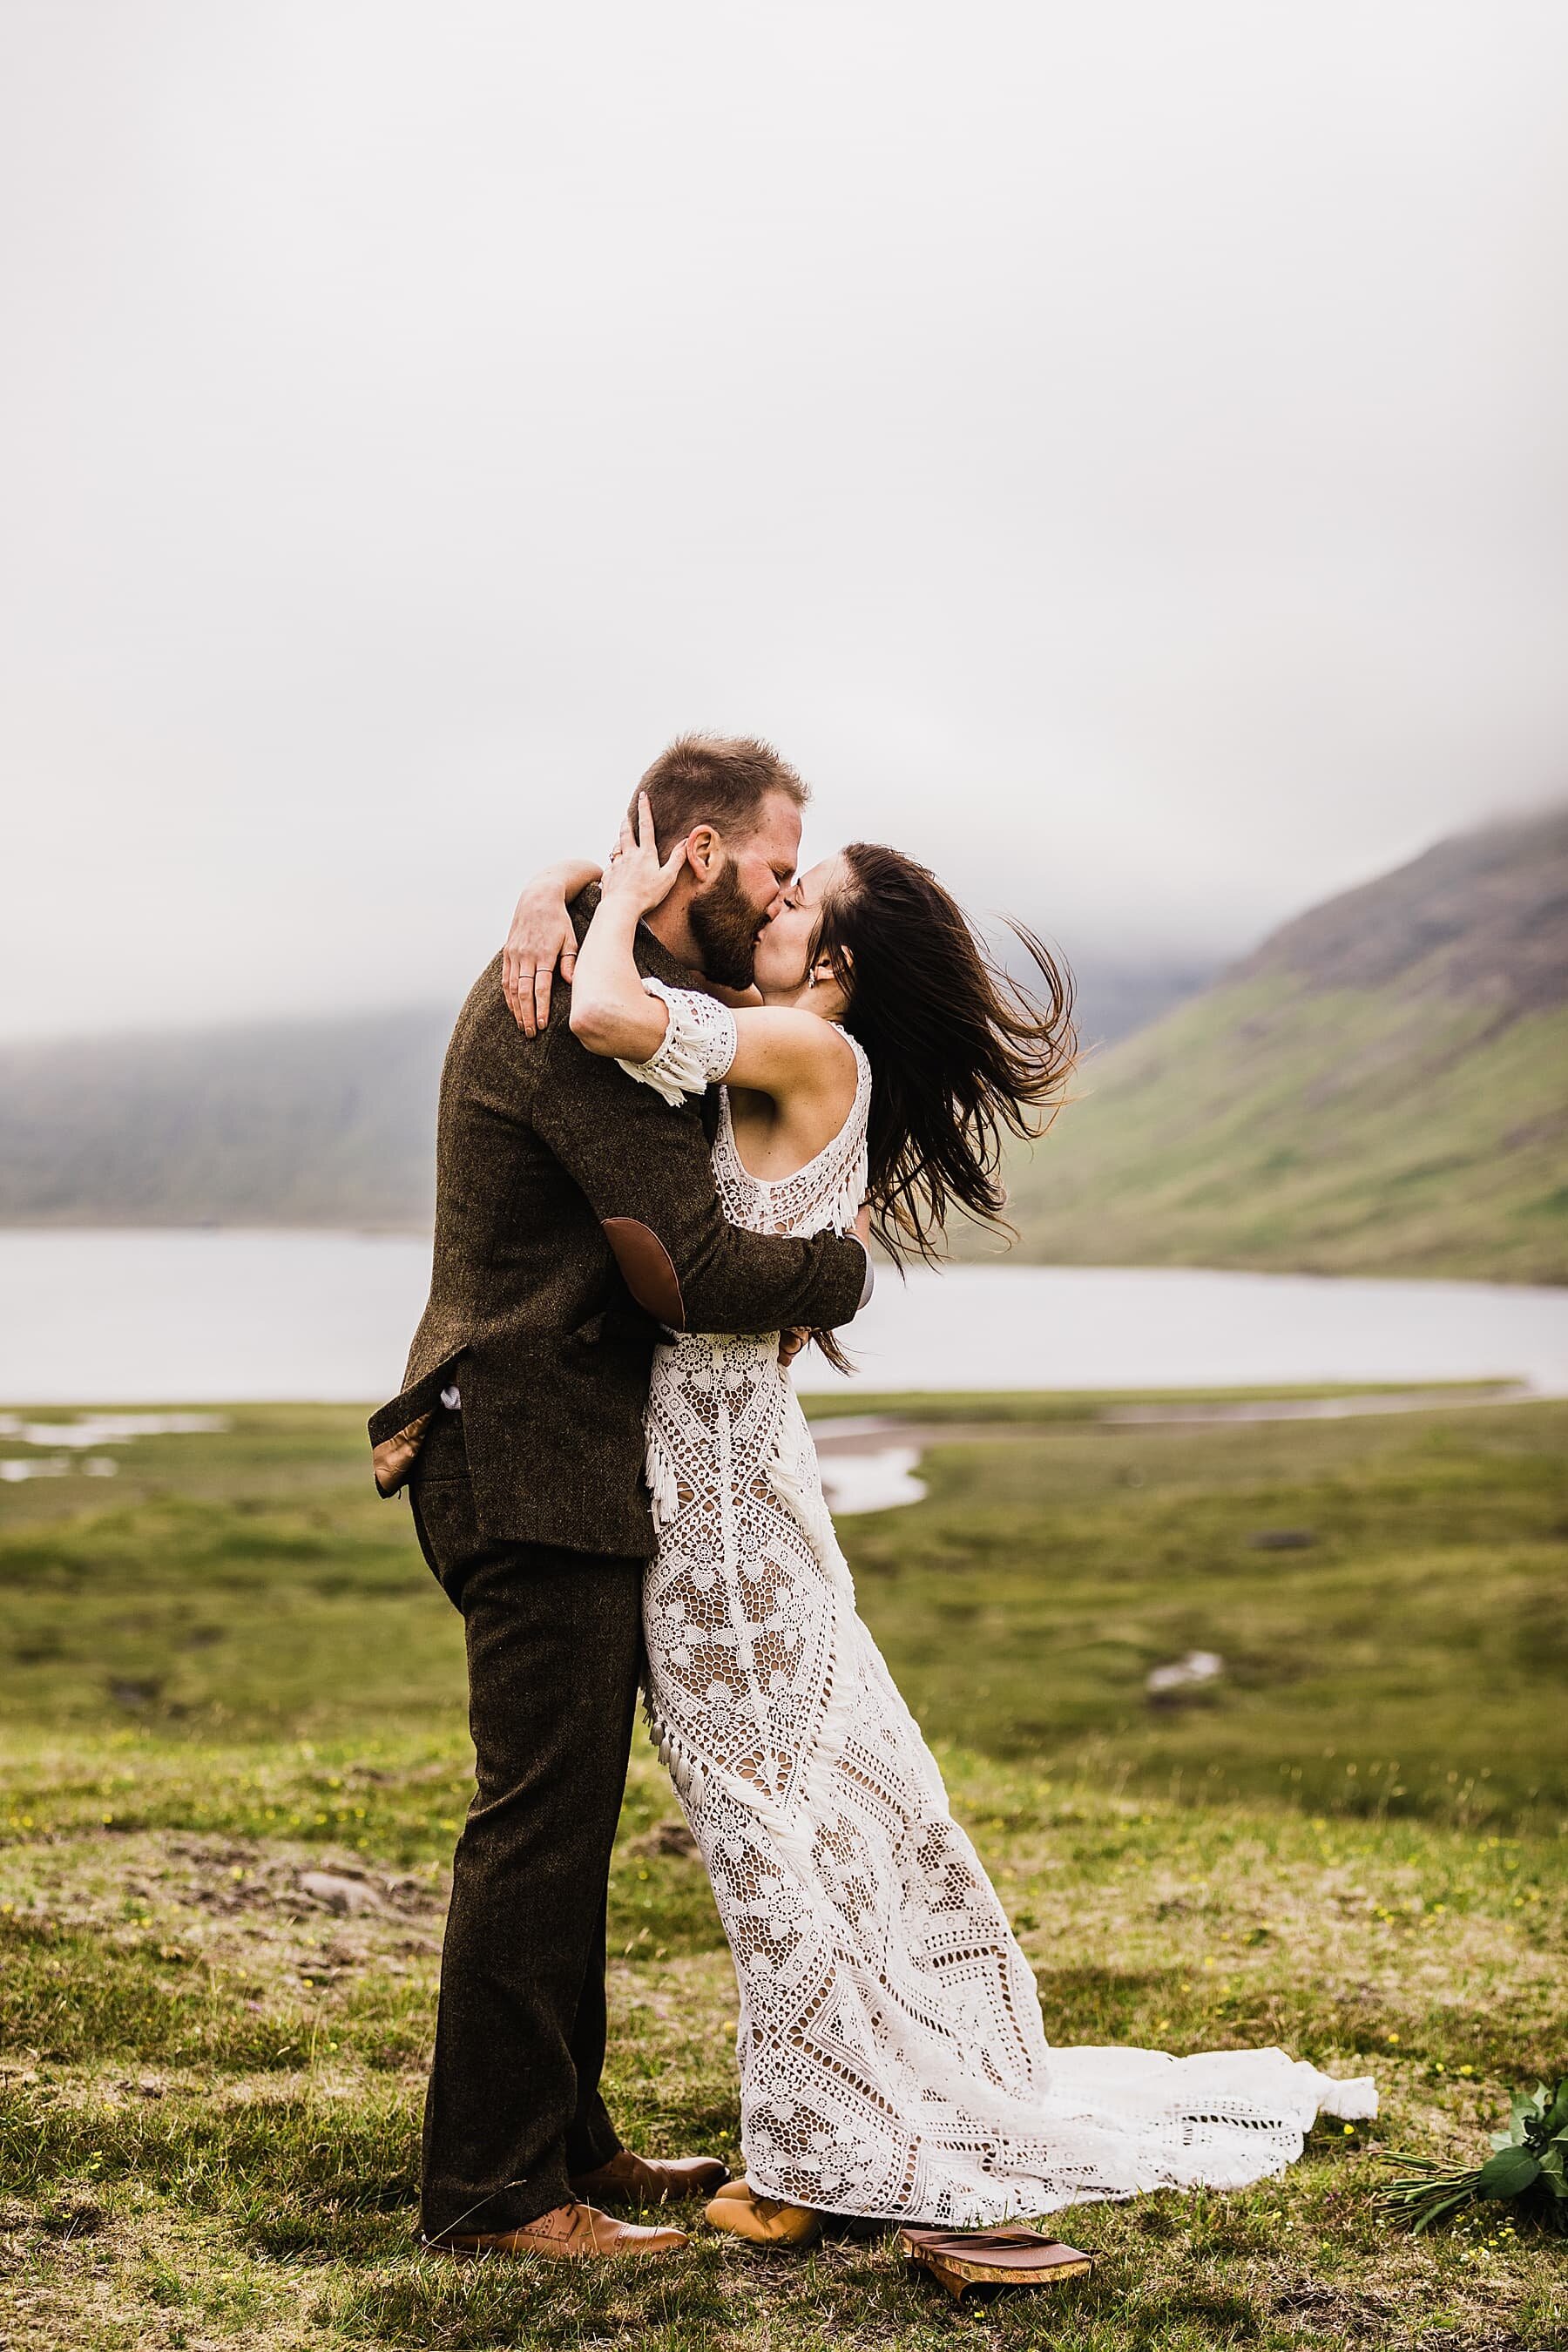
[688,858,763,990]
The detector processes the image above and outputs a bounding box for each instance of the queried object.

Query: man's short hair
[635,734,808,857]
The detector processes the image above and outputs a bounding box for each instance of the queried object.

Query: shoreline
[807,1378,1551,1513]
[1,1220,1564,1292]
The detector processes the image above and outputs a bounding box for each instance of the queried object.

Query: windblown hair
[813,842,1076,1272]
[635,733,808,856]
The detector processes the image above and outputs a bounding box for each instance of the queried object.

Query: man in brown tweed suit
[369,738,869,2261]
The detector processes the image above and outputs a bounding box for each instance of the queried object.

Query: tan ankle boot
[704,2184,822,2247]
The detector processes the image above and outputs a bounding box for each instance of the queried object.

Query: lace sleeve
[616,977,738,1107]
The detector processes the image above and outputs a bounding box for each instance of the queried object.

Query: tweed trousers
[409,1407,645,2237]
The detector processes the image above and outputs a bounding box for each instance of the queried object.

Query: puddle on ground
[0,1455,120,1483]
[0,1410,231,1447]
[0,1410,231,1478]
[818,1445,928,1516]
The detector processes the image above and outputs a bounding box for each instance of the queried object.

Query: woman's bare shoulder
[726,1006,858,1099]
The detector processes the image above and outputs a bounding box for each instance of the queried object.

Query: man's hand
[503,860,599,1037]
[778,1326,810,1370]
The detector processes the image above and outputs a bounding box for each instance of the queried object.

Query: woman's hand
[600,792,688,917]
[566,797,691,1064]
[504,859,600,1036]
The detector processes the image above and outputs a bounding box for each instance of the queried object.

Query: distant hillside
[0,1010,447,1228]
[1048,950,1215,1051]
[0,951,1213,1232]
[993,807,1568,1283]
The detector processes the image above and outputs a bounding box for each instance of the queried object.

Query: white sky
[3,0,1566,1040]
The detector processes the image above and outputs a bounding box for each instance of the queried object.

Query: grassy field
[2,1396,1565,2349]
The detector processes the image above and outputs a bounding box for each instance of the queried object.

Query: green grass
[3,1400,1566,2348]
[835,1399,1568,1826]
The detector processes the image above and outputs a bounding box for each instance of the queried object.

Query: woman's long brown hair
[812,841,1076,1326]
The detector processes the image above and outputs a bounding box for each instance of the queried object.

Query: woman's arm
[503,856,602,1037]
[571,795,856,1112]
[568,803,688,1060]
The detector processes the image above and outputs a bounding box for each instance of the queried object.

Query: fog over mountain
[3,3,1567,1042]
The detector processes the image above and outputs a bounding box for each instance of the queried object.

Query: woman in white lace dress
[538,800,1374,2248]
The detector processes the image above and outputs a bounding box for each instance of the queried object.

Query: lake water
[2,1229,1565,1405]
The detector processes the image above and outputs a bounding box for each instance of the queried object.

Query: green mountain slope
[995,807,1568,1283]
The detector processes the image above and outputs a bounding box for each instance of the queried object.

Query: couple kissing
[369,733,1374,2266]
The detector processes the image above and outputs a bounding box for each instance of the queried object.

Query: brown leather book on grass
[898,2225,1095,2301]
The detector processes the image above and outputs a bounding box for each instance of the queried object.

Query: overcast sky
[3,1,1566,1040]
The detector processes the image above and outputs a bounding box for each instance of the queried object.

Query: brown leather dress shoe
[423,2200,687,2260]
[570,2147,730,2206]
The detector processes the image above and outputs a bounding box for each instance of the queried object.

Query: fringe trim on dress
[616,976,739,1108]
[645,1422,683,1529]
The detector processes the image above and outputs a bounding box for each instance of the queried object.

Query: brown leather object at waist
[601,1218,686,1330]
[373,1410,435,1497]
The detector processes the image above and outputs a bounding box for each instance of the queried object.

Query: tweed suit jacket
[368,891,868,1556]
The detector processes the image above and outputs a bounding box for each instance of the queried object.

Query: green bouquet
[1377,2078,1568,2234]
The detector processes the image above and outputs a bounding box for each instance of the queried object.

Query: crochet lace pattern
[625,983,1375,2224]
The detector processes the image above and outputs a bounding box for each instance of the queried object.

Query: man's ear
[686,822,720,882]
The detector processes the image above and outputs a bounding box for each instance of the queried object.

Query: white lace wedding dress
[620,980,1375,2227]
